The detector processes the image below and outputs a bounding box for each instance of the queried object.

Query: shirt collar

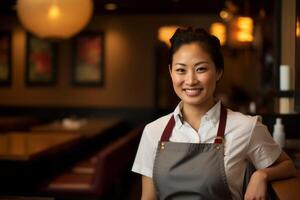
[202,100,221,125]
[173,101,184,127]
[173,100,221,128]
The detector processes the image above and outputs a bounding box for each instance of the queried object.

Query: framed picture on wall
[71,31,104,86]
[25,34,57,86]
[0,31,12,86]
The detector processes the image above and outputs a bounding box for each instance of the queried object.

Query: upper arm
[246,119,282,169]
[272,150,290,165]
[141,175,157,200]
[259,150,296,181]
[132,125,158,177]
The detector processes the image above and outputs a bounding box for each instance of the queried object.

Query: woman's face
[170,42,222,108]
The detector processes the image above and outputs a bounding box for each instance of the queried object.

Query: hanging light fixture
[158,26,179,46]
[235,17,254,42]
[219,0,255,48]
[228,16,254,47]
[210,22,226,45]
[16,0,94,39]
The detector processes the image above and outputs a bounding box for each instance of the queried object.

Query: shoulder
[226,108,259,134]
[132,113,173,178]
[224,109,272,165]
[144,113,173,138]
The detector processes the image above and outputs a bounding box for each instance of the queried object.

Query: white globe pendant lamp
[16,0,94,39]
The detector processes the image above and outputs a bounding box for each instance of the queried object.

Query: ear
[169,65,172,76]
[216,69,223,81]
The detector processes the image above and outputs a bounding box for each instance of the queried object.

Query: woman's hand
[244,151,296,200]
[244,170,268,200]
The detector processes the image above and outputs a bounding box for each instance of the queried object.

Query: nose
[185,70,198,85]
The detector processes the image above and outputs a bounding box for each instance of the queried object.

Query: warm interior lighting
[219,10,232,21]
[227,16,254,48]
[105,3,118,11]
[48,4,61,19]
[210,22,226,45]
[235,17,254,42]
[297,19,300,38]
[158,26,179,46]
[16,0,94,39]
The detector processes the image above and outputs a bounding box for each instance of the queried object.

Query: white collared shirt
[132,101,281,200]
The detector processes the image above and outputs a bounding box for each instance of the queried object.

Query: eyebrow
[174,61,209,67]
[174,63,186,67]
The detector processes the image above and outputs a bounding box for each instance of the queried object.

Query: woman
[132,27,296,200]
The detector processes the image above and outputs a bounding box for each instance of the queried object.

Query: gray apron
[153,104,233,200]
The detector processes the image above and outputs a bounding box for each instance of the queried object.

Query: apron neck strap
[160,103,227,143]
[161,116,175,142]
[214,104,227,144]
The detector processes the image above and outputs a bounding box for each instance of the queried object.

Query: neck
[181,99,216,131]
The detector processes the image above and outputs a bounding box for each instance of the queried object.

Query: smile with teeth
[183,88,203,96]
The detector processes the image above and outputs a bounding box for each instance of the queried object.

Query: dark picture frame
[25,34,57,86]
[71,32,104,86]
[0,31,12,86]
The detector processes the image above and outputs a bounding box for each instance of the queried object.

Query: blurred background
[0,0,299,199]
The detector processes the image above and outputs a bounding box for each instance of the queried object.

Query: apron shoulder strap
[214,104,227,144]
[160,103,228,143]
[160,116,175,142]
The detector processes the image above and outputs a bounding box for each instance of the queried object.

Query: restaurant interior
[0,0,299,199]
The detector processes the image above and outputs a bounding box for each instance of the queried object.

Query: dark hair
[169,27,224,72]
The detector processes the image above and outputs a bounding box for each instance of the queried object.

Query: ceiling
[0,0,274,16]
[93,0,225,15]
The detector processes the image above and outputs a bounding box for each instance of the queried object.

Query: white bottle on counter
[273,118,286,148]
[249,101,256,114]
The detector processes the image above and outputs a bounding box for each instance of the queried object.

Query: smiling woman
[169,42,222,128]
[132,27,296,200]
[168,28,224,130]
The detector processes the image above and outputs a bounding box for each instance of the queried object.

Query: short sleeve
[132,124,158,178]
[246,118,282,169]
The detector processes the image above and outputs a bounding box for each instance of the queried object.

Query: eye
[196,66,207,73]
[175,68,186,74]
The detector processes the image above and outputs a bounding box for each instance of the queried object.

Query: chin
[182,98,205,106]
[181,94,213,107]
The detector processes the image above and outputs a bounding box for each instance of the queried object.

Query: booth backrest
[92,124,144,194]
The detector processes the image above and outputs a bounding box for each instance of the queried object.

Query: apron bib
[153,104,233,200]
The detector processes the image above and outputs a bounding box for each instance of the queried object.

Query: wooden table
[0,116,40,132]
[0,132,82,194]
[0,132,80,161]
[271,140,300,200]
[271,169,300,200]
[0,118,123,162]
[0,118,124,194]
[30,118,122,138]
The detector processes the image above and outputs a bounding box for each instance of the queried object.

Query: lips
[183,88,203,97]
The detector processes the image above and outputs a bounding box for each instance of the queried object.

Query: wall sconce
[235,17,254,42]
[16,0,94,39]
[297,19,300,38]
[210,22,226,45]
[228,16,254,48]
[158,26,179,46]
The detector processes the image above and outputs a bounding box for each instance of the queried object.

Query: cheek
[171,74,181,86]
[202,74,218,88]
